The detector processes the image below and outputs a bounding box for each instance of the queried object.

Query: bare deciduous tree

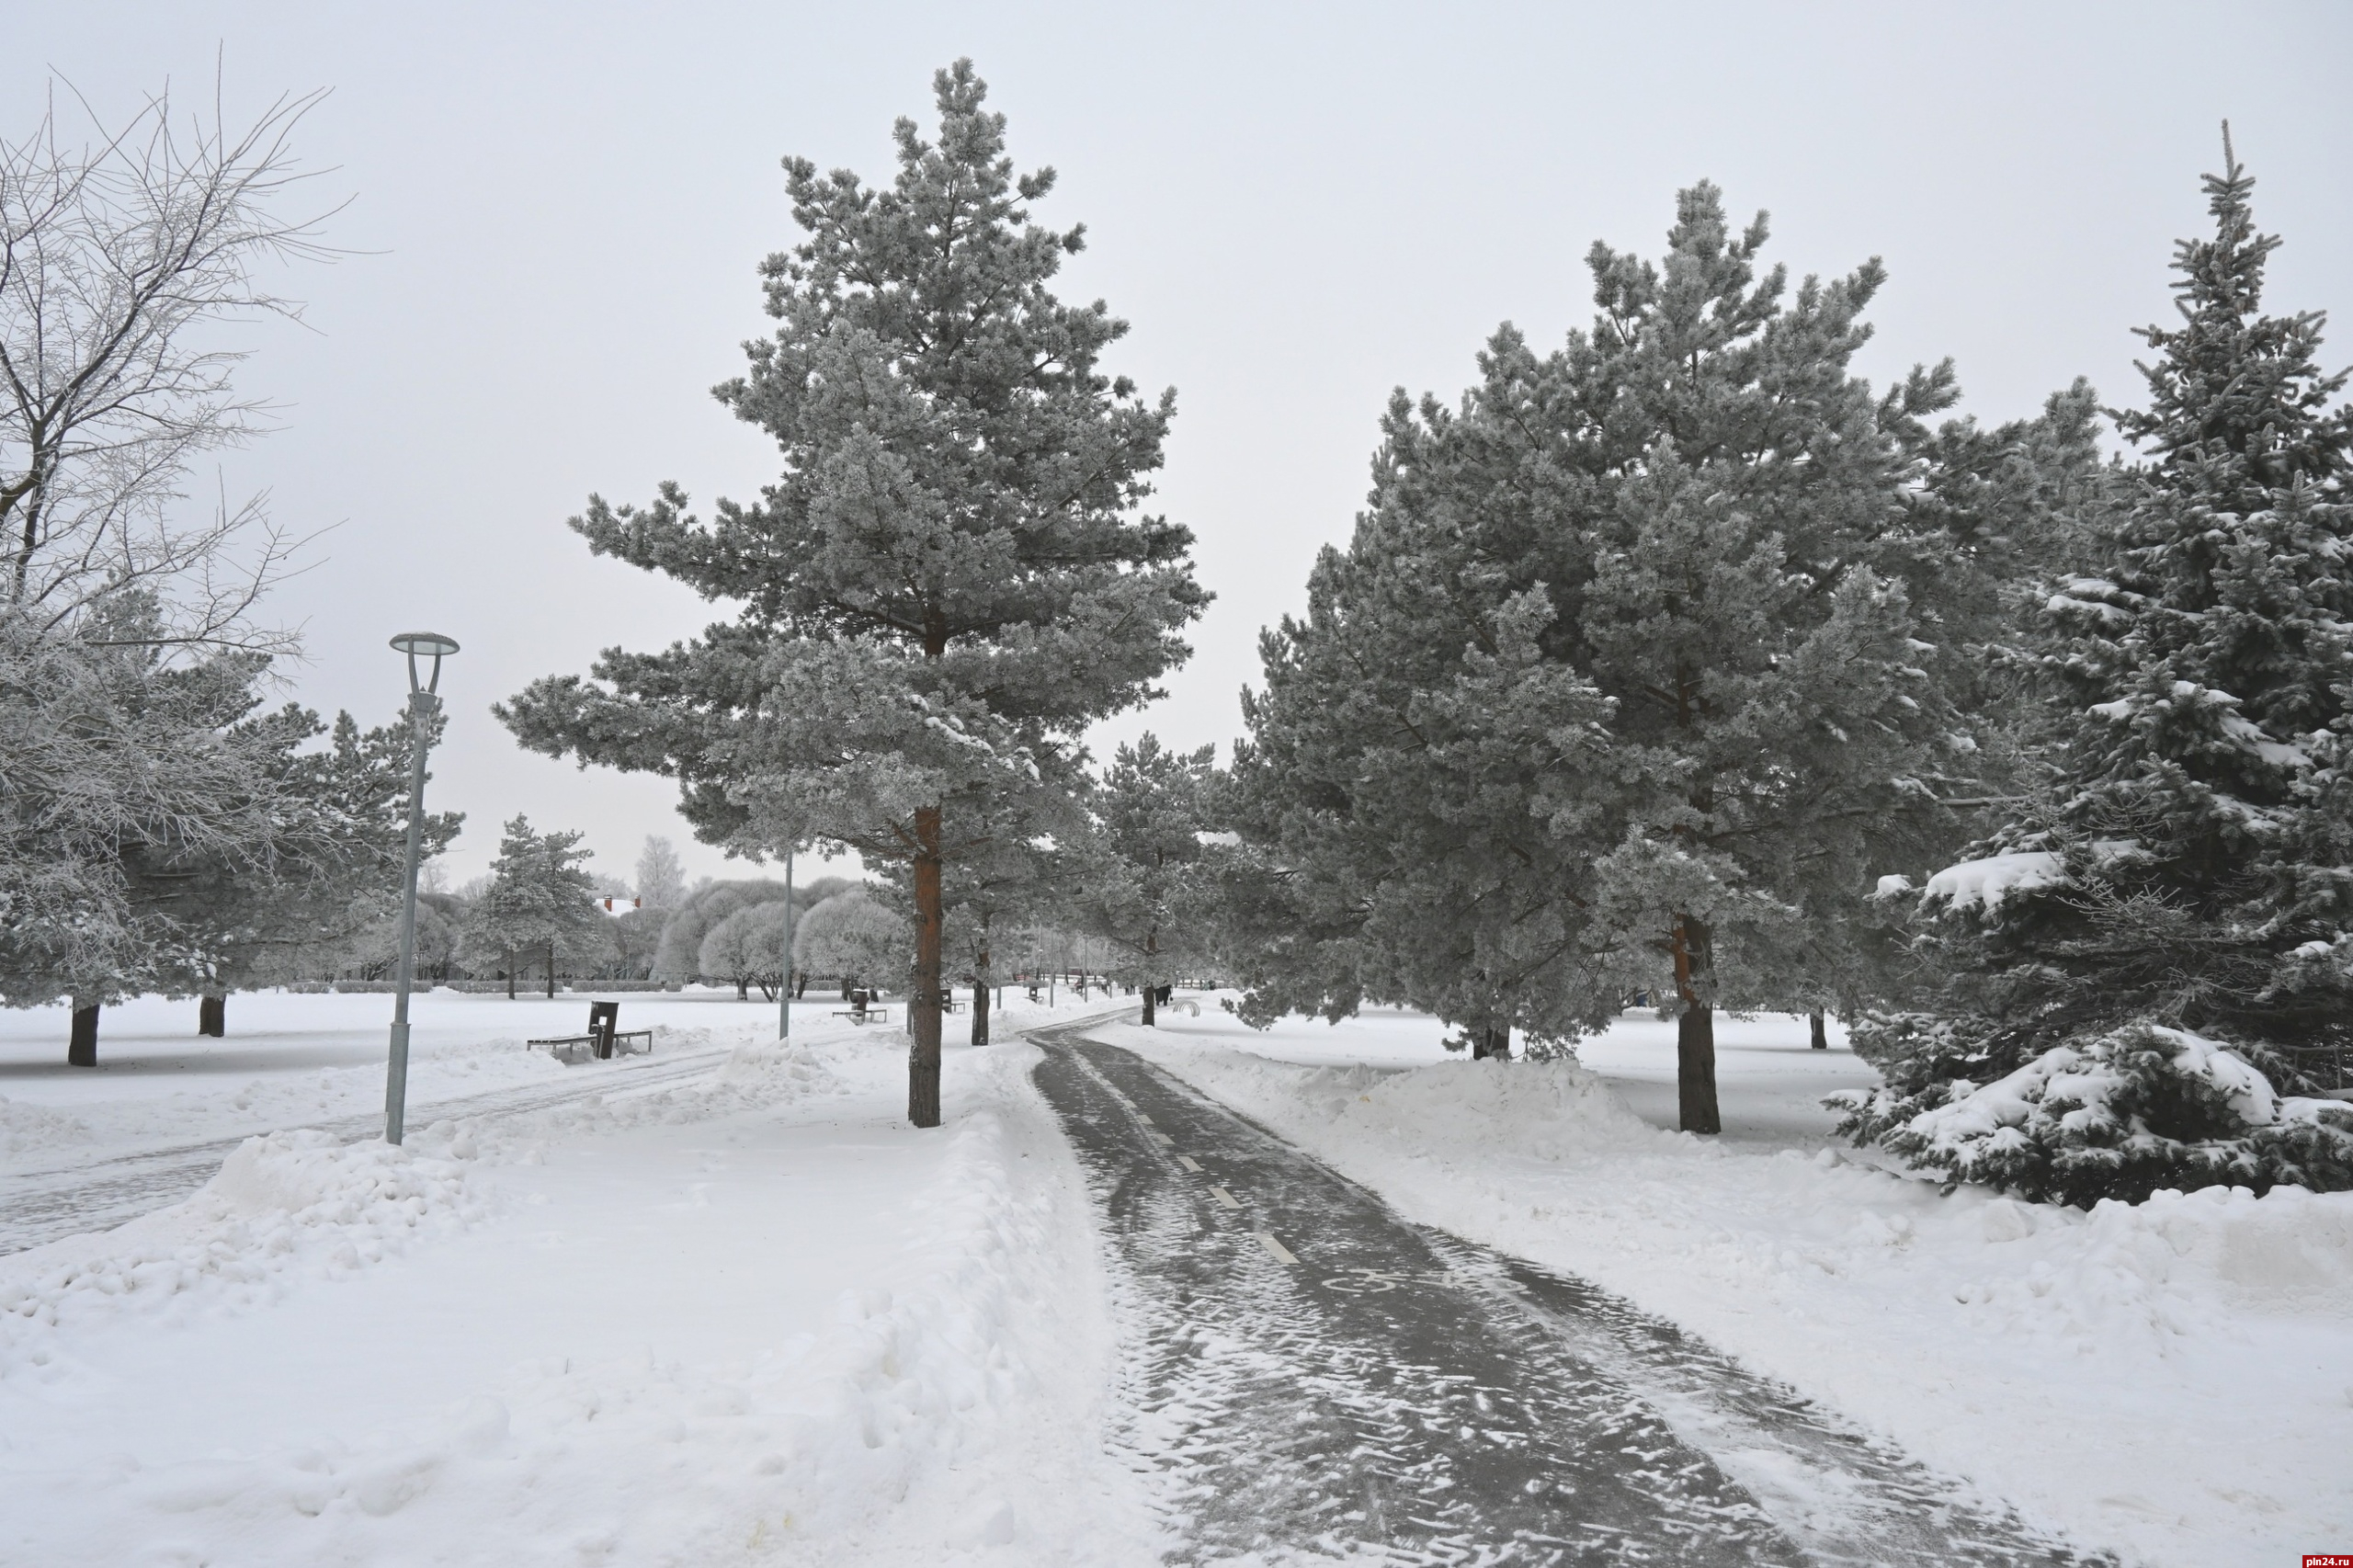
[1,74,338,655]
[0,77,343,1062]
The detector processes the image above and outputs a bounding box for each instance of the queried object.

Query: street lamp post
[384,631,459,1145]
[779,847,794,1041]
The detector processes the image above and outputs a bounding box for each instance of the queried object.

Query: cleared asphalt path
[1029,1020,2114,1568]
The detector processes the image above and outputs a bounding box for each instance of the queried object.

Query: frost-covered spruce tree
[633,837,688,911]
[499,62,1204,1126]
[1843,133,2353,1203]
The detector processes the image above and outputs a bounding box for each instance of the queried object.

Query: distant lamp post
[779,847,794,1041]
[786,843,804,1036]
[383,631,459,1145]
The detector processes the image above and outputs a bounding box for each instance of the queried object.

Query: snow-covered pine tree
[1072,734,1217,1026]
[0,601,295,1062]
[465,816,606,1000]
[1233,184,1985,1124]
[499,62,1204,1127]
[1225,513,1615,1061]
[162,707,462,1035]
[1560,188,1997,1132]
[1856,134,2353,1157]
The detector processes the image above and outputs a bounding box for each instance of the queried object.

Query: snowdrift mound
[734,1102,1056,1543]
[207,1128,472,1221]
[0,1131,483,1367]
[1947,1181,2353,1334]
[0,1094,95,1164]
[1222,1053,1667,1157]
[715,1038,843,1090]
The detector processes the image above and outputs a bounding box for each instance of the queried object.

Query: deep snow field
[0,988,2346,1566]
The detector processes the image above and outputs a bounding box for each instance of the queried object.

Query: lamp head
[390,631,460,695]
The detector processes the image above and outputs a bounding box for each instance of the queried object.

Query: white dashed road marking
[1210,1187,1242,1210]
[1256,1232,1299,1266]
[1178,1155,1202,1173]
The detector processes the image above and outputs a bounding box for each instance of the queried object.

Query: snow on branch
[1919,850,2064,914]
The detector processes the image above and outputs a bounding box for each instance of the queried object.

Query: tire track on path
[1029,1020,2114,1566]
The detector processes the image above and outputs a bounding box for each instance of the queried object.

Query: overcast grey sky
[10,2,2350,886]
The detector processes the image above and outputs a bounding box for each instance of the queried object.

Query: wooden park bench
[531,1000,654,1064]
[831,991,892,1025]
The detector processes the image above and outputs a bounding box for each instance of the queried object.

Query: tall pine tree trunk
[68,998,98,1066]
[908,803,944,1128]
[545,939,556,999]
[1471,1022,1511,1060]
[971,933,990,1047]
[1810,1011,1827,1051]
[1672,914,1722,1134]
[506,952,517,1000]
[199,992,226,1038]
[1141,926,1158,1026]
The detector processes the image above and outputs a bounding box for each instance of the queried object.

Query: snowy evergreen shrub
[1833,1022,2353,1207]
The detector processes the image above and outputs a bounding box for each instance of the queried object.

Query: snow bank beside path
[0,1022,1155,1565]
[0,1031,843,1369]
[1109,1016,2353,1568]
[0,1131,485,1372]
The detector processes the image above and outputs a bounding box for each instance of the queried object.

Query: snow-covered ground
[0,988,1161,1566]
[1109,1002,2353,1568]
[8,987,2347,1566]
